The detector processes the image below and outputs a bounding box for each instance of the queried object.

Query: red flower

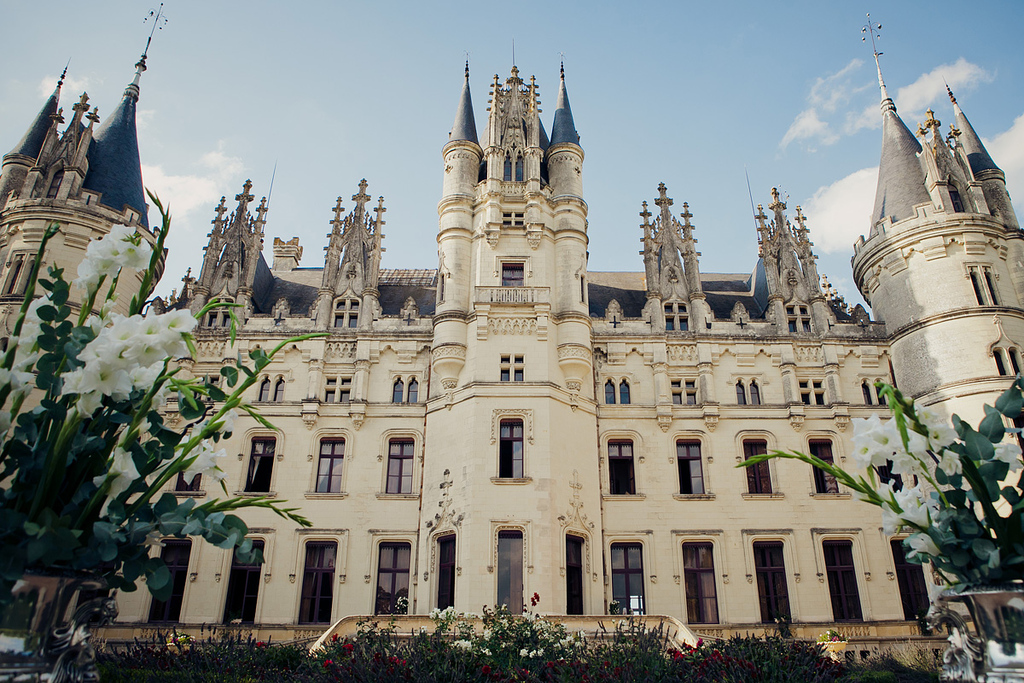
[342,643,354,654]
[530,592,540,607]
[331,634,339,643]
[323,660,333,668]
[482,665,492,675]
[255,641,266,648]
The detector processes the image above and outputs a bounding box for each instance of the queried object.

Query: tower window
[407,378,418,403]
[677,441,704,495]
[503,156,513,181]
[501,212,525,228]
[619,380,631,405]
[736,380,747,405]
[744,439,771,494]
[608,440,636,495]
[500,355,524,382]
[786,305,811,333]
[514,157,524,182]
[498,420,524,478]
[685,380,698,405]
[392,378,405,403]
[949,187,965,213]
[749,380,761,405]
[968,266,999,305]
[258,379,271,402]
[810,440,839,494]
[501,262,525,286]
[665,302,687,331]
[148,540,191,623]
[799,380,825,406]
[46,171,64,199]
[333,299,360,328]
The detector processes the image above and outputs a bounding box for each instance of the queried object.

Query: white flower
[0,410,11,434]
[216,409,239,435]
[851,414,899,469]
[182,440,227,484]
[993,441,1024,473]
[73,224,152,292]
[917,406,958,449]
[94,446,141,500]
[453,640,472,651]
[519,648,530,657]
[892,486,934,530]
[938,450,963,476]
[905,532,941,561]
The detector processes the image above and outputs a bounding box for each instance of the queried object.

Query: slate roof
[953,102,1000,175]
[871,99,930,226]
[83,89,148,228]
[449,71,478,145]
[7,87,58,158]
[549,76,580,147]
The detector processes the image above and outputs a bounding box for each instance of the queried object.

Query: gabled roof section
[948,87,1000,176]
[7,84,60,158]
[549,64,579,147]
[449,63,478,145]
[83,60,148,228]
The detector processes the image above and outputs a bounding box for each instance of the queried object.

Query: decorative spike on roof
[6,79,62,159]
[82,57,149,228]
[947,86,1001,176]
[549,62,580,147]
[449,61,479,145]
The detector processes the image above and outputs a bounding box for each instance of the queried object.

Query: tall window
[610,543,645,615]
[671,380,683,404]
[619,381,631,405]
[499,420,524,478]
[436,535,456,609]
[949,187,965,213]
[299,542,336,623]
[677,441,704,495]
[500,355,525,382]
[376,542,411,615]
[684,380,697,404]
[501,263,525,287]
[316,439,345,493]
[608,441,635,495]
[744,440,771,494]
[736,380,747,405]
[258,379,271,402]
[175,472,202,492]
[324,377,352,403]
[273,379,285,402]
[810,440,839,494]
[823,540,863,621]
[497,530,524,615]
[148,540,191,623]
[862,380,875,404]
[753,541,790,623]
[333,299,359,328]
[223,540,264,624]
[749,380,761,405]
[386,439,415,494]
[605,380,616,404]
[392,378,404,403]
[682,543,718,624]
[514,157,524,182]
[503,156,513,181]
[799,380,825,405]
[891,539,929,621]
[407,378,418,403]
[786,305,811,333]
[968,265,999,305]
[665,302,687,331]
[245,438,275,492]
[566,536,584,615]
[4,254,30,296]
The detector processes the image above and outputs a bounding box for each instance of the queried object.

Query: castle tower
[0,55,157,323]
[851,51,1024,419]
[422,64,602,616]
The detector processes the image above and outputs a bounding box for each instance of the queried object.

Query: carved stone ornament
[491,409,534,444]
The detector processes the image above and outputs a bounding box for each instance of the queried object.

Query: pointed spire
[947,86,1001,175]
[6,75,62,158]
[549,61,580,147]
[865,24,930,226]
[82,57,149,228]
[449,61,478,144]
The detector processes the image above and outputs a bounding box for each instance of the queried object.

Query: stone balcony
[475,286,550,305]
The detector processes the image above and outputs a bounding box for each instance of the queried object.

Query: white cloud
[985,112,1024,218]
[802,167,878,254]
[780,59,861,150]
[142,145,244,220]
[37,75,93,99]
[847,57,992,135]
[781,108,836,149]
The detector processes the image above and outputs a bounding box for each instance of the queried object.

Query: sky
[1,1,1023,310]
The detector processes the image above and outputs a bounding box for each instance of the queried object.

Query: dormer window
[665,302,687,331]
[333,299,360,328]
[949,187,965,213]
[786,305,811,333]
[501,213,525,228]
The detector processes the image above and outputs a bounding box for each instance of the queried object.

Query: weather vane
[861,14,882,60]
[141,3,169,60]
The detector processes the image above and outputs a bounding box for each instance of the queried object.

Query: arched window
[862,381,874,405]
[503,156,513,181]
[392,378,405,403]
[736,380,746,405]
[258,379,271,402]
[619,380,631,405]
[605,380,616,404]
[273,379,285,402]
[749,380,761,406]
[407,378,418,403]
[514,157,524,182]
[949,187,965,213]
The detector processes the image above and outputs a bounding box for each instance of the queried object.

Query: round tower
[851,56,1024,421]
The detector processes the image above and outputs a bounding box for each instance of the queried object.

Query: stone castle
[1,48,1020,648]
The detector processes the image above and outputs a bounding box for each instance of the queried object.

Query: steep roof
[871,92,930,226]
[449,65,478,145]
[549,67,580,147]
[83,82,148,228]
[950,89,1000,176]
[7,86,59,158]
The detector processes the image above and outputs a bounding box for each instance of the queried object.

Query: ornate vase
[0,571,117,683]
[822,640,847,661]
[928,583,1024,682]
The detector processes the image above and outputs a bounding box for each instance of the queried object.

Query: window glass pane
[497,531,524,614]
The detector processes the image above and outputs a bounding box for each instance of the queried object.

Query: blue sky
[2,1,1023,309]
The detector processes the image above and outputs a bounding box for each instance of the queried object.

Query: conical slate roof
[949,89,1000,176]
[449,66,478,145]
[83,81,148,228]
[7,86,59,159]
[871,94,930,226]
[549,68,579,147]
